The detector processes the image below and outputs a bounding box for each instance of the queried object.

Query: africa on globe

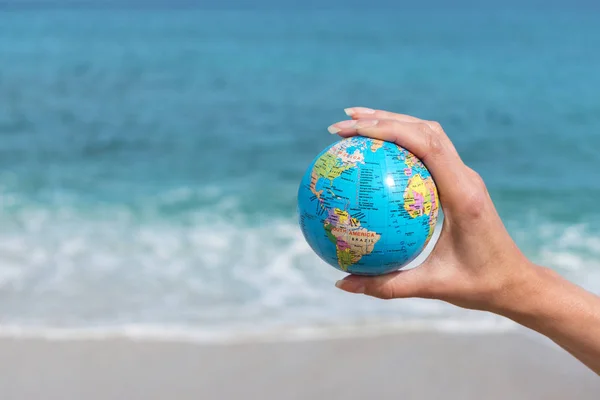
[297,137,440,276]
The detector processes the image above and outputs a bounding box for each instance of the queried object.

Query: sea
[0,2,599,342]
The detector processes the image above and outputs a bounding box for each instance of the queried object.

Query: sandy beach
[1,331,597,400]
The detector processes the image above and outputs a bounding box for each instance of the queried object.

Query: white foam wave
[0,317,518,344]
[515,221,600,293]
[0,191,598,341]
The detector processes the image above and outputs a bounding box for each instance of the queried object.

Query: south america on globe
[297,137,440,276]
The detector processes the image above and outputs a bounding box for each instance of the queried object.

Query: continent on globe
[404,174,433,218]
[298,136,440,276]
[370,139,384,153]
[404,174,440,244]
[424,177,439,243]
[324,208,381,271]
[309,139,367,200]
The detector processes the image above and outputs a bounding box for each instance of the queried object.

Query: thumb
[335,267,430,300]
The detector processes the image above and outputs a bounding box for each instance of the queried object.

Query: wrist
[487,261,553,319]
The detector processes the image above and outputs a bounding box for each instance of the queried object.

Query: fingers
[328,118,469,204]
[343,107,460,157]
[344,107,452,137]
[345,107,426,125]
[335,267,430,299]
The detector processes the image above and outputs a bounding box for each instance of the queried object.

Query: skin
[327,107,600,376]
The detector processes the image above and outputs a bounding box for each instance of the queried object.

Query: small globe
[297,136,440,276]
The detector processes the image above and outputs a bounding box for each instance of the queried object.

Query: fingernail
[345,107,375,116]
[328,120,355,134]
[335,280,365,294]
[328,119,378,134]
[327,125,341,134]
[337,120,358,129]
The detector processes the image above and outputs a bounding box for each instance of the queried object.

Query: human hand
[328,107,535,313]
[328,108,600,375]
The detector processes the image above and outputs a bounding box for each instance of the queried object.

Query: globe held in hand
[297,137,439,276]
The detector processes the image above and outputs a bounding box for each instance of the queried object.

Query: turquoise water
[0,7,599,339]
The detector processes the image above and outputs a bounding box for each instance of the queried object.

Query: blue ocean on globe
[298,137,440,276]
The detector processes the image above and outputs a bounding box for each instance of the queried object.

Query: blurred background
[0,0,599,342]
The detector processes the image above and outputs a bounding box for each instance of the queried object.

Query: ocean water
[0,6,599,341]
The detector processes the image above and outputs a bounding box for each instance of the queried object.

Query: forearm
[496,264,600,375]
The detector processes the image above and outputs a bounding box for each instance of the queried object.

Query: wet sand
[1,331,598,400]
